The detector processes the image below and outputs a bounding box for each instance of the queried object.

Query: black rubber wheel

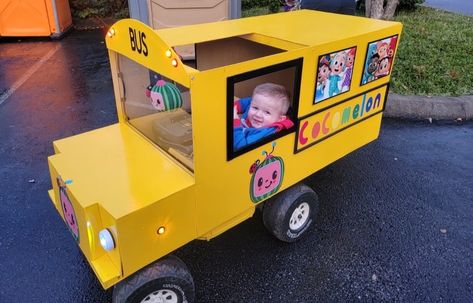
[112,255,195,303]
[263,183,319,242]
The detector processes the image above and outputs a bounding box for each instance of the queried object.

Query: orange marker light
[107,28,115,38]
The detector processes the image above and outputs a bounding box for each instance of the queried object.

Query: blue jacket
[233,97,293,151]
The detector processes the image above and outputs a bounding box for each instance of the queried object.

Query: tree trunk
[365,0,399,20]
[365,0,372,17]
[383,0,400,20]
[370,0,384,19]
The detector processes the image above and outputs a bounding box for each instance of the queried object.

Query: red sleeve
[273,117,294,132]
[233,118,242,127]
[234,99,243,114]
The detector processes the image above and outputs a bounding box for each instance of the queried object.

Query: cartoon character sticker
[361,35,398,85]
[145,79,183,111]
[249,142,284,203]
[314,47,357,104]
[57,177,79,242]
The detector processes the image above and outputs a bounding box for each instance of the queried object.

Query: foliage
[242,0,281,13]
[397,0,425,10]
[242,0,270,10]
[69,0,128,18]
[391,7,473,96]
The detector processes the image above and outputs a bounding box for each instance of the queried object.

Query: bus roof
[157,10,401,48]
[105,10,401,87]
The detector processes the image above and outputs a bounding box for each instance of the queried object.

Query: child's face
[248,94,285,129]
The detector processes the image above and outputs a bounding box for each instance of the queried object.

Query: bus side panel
[190,71,384,239]
[117,185,197,281]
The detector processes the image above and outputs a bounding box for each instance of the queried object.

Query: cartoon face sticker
[362,35,398,85]
[346,51,355,69]
[317,63,331,84]
[150,91,165,111]
[376,41,394,59]
[376,57,391,77]
[252,159,282,198]
[58,179,79,241]
[249,143,284,203]
[368,54,380,75]
[330,53,347,76]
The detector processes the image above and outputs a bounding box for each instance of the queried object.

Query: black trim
[360,34,399,87]
[313,46,358,105]
[227,58,304,161]
[383,82,391,112]
[294,84,388,154]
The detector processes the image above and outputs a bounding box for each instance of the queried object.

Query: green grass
[243,6,473,96]
[242,6,271,17]
[392,7,473,96]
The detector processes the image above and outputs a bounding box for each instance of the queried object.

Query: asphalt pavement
[1,29,472,303]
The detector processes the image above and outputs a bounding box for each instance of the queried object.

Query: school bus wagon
[47,10,402,303]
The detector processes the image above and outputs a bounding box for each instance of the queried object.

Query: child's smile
[248,94,284,128]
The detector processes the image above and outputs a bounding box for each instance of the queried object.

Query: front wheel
[113,255,195,303]
[263,183,319,242]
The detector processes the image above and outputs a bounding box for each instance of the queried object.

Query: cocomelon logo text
[249,142,285,203]
[297,85,388,151]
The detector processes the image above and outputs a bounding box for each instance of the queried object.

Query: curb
[385,93,473,121]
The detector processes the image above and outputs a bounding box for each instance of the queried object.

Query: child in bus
[233,83,294,151]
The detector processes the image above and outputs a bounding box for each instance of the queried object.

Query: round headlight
[99,228,115,251]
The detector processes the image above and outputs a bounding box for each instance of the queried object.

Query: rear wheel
[263,183,319,242]
[113,255,195,303]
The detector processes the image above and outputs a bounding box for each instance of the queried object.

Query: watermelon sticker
[146,79,183,111]
[57,178,79,242]
[249,142,284,203]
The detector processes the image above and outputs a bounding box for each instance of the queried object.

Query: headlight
[98,228,115,251]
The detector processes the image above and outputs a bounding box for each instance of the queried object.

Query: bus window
[117,54,194,170]
[227,59,303,160]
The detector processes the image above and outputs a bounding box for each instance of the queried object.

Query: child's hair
[252,83,290,114]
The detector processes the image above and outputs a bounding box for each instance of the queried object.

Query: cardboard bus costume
[47,10,402,302]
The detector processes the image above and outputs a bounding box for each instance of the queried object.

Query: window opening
[227,58,303,160]
[117,55,194,170]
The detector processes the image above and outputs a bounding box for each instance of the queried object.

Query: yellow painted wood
[50,123,194,218]
[105,18,196,87]
[157,10,400,49]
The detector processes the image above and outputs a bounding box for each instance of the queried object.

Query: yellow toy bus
[47,10,402,303]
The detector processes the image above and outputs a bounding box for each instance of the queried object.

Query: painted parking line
[0,44,61,106]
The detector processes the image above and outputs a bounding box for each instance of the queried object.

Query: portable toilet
[0,0,72,38]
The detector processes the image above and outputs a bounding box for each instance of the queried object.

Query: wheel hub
[141,289,178,303]
[289,202,310,230]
